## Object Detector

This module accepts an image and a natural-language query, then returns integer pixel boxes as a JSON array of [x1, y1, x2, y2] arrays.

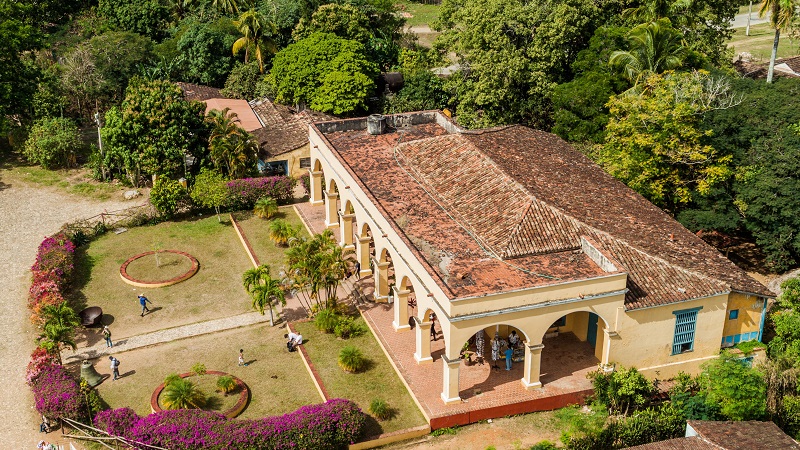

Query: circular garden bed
[[151, 371, 249, 418], [120, 250, 199, 288]]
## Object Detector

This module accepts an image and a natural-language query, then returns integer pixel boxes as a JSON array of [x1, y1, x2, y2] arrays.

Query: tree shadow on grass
[[360, 414, 385, 440], [68, 246, 95, 312]]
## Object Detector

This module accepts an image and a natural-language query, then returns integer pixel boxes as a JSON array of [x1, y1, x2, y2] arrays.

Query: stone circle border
[[150, 370, 250, 418], [120, 250, 199, 288]]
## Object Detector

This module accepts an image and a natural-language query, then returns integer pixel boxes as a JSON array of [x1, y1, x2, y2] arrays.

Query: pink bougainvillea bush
[[26, 347, 59, 385], [28, 234, 76, 323], [226, 176, 296, 209], [31, 364, 84, 420], [94, 398, 366, 449], [299, 172, 310, 197]]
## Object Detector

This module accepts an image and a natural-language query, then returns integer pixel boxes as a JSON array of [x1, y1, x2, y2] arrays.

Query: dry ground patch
[[82, 324, 322, 419], [70, 216, 253, 343]]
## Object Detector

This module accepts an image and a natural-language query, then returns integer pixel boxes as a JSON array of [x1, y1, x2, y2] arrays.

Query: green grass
[[396, 0, 442, 28], [87, 324, 322, 418], [233, 207, 309, 270], [728, 22, 800, 61], [0, 155, 122, 201], [69, 216, 256, 342], [295, 316, 427, 436]]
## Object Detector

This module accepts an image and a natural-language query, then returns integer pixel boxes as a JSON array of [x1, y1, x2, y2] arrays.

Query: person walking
[[109, 356, 120, 380], [355, 261, 361, 280], [137, 294, 152, 317], [102, 325, 113, 348], [505, 344, 513, 371]]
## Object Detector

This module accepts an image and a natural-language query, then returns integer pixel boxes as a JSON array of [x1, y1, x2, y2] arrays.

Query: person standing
[[429, 312, 438, 341], [137, 294, 152, 317], [505, 345, 513, 371], [238, 349, 246, 366], [109, 356, 120, 380], [102, 325, 113, 348]]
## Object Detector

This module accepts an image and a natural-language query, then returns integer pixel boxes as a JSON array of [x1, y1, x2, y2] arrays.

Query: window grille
[[672, 309, 699, 355]]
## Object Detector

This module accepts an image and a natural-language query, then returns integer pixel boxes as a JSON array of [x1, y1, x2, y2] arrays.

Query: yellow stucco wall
[[264, 143, 310, 178], [613, 294, 728, 379], [722, 292, 763, 338]]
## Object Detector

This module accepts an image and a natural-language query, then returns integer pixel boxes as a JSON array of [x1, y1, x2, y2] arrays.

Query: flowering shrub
[[28, 282, 64, 323], [94, 398, 366, 449], [226, 176, 296, 209], [26, 347, 59, 385], [299, 172, 310, 197], [31, 233, 76, 285], [31, 364, 84, 420]]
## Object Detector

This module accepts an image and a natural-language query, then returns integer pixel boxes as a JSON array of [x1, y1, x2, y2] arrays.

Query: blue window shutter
[[672, 308, 701, 355]]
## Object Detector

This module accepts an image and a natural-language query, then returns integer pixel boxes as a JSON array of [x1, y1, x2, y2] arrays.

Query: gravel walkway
[[0, 173, 132, 449]]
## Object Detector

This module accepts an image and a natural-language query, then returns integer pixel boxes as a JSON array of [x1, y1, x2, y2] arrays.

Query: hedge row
[[94, 398, 366, 449], [28, 233, 75, 324]]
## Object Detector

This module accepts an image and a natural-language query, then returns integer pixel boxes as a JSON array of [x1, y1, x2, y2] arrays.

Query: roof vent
[[367, 114, 387, 135]]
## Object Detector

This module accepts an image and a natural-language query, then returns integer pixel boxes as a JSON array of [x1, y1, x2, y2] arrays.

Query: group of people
[[491, 330, 521, 371]]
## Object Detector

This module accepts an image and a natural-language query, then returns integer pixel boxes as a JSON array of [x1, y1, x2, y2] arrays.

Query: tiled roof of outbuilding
[[625, 437, 720, 450], [686, 420, 800, 450], [314, 115, 773, 307], [176, 82, 223, 101], [250, 99, 334, 157]]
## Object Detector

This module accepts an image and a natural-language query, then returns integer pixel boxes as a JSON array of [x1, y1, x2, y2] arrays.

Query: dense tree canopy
[[0, 0, 40, 133], [100, 78, 208, 185]]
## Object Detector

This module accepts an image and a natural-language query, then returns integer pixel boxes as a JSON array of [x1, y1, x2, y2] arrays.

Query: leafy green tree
[[221, 61, 262, 99], [588, 366, 655, 416], [242, 264, 286, 326], [760, 0, 796, 83], [61, 46, 105, 118], [32, 68, 69, 120], [435, 0, 606, 129], [190, 169, 229, 221], [23, 118, 82, 169], [233, 9, 278, 73], [384, 71, 449, 114], [613, 403, 686, 447], [87, 31, 154, 102], [97, 0, 171, 40], [285, 229, 347, 312], [598, 71, 735, 211], [210, 0, 239, 15], [254, 196, 278, 219], [269, 33, 377, 114], [162, 378, 206, 409], [100, 78, 208, 185], [150, 177, 187, 217], [698, 352, 767, 420], [609, 19, 686, 88], [292, 3, 372, 43], [176, 19, 239, 86], [0, 0, 40, 133], [206, 108, 259, 178]]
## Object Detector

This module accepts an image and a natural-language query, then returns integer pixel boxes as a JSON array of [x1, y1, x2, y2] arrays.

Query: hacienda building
[[302, 110, 773, 418]]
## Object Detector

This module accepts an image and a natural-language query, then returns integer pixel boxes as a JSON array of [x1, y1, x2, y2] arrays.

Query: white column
[[373, 259, 389, 302], [521, 343, 544, 390], [392, 286, 411, 332], [356, 237, 372, 278], [414, 317, 432, 364], [309, 170, 324, 205], [441, 355, 462, 404], [325, 192, 339, 229]]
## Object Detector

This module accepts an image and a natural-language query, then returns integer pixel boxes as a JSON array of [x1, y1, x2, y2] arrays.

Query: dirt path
[[0, 171, 133, 449]]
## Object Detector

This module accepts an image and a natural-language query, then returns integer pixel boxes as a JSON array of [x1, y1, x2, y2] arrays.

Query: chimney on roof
[[367, 114, 387, 135]]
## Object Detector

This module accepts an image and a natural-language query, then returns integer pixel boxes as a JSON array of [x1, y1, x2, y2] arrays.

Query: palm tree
[[243, 264, 286, 326], [232, 9, 278, 73], [609, 19, 686, 87], [761, 0, 796, 83], [253, 196, 278, 219], [207, 108, 258, 178], [37, 302, 80, 364], [210, 0, 238, 15], [269, 219, 300, 246], [162, 378, 206, 409]]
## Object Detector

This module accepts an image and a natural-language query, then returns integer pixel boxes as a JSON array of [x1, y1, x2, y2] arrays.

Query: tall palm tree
[[210, 0, 238, 15], [243, 264, 286, 326], [207, 108, 258, 178], [162, 379, 206, 409], [609, 19, 686, 87], [761, 0, 796, 83], [233, 9, 278, 73]]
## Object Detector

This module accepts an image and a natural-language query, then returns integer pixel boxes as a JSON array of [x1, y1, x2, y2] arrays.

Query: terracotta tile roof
[[686, 420, 800, 450], [176, 82, 223, 101], [626, 436, 721, 450], [250, 98, 334, 157], [314, 113, 773, 305], [202, 98, 263, 132]]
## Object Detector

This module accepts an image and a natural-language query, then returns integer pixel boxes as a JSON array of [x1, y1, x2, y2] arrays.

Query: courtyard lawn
[[295, 316, 428, 436], [233, 207, 309, 270], [70, 216, 254, 343], [728, 22, 799, 60], [86, 325, 323, 419]]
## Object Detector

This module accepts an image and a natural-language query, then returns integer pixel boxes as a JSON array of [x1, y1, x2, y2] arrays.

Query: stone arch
[[324, 177, 340, 229], [372, 246, 394, 302], [312, 159, 323, 172], [392, 275, 416, 333], [339, 198, 357, 248]]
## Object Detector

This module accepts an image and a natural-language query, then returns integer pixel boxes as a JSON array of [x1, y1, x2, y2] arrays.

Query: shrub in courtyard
[[334, 315, 365, 339], [191, 363, 207, 376], [338, 346, 366, 373], [162, 378, 206, 410], [531, 441, 558, 450], [94, 398, 366, 449], [31, 364, 84, 420], [253, 196, 278, 219], [268, 219, 300, 246], [26, 347, 59, 385], [22, 117, 82, 169], [315, 308, 340, 333], [150, 177, 187, 217], [588, 366, 654, 415], [216, 375, 236, 395], [369, 398, 391, 420], [226, 176, 296, 209], [31, 233, 76, 287], [299, 172, 310, 197], [164, 373, 181, 387]]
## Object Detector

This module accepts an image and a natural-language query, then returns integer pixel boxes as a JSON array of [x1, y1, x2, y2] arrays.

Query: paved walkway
[[62, 311, 272, 362], [0, 170, 133, 449]]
